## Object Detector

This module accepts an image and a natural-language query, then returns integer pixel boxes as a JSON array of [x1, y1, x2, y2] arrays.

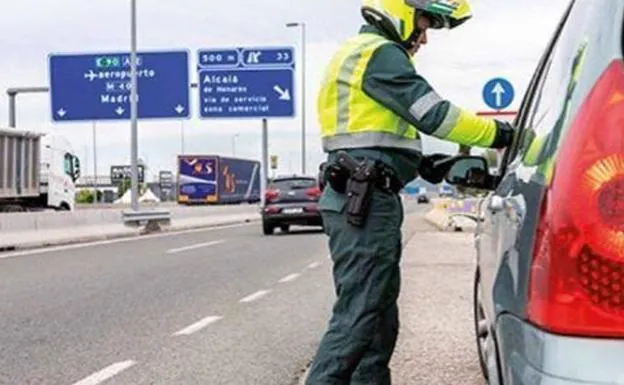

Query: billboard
[[178, 156, 218, 201], [110, 165, 145, 185], [159, 170, 174, 189]]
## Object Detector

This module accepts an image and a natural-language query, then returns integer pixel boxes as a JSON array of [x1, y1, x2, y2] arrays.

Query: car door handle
[[488, 196, 505, 213]]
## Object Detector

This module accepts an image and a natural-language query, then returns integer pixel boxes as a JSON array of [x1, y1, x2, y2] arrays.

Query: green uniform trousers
[[305, 183, 404, 385]]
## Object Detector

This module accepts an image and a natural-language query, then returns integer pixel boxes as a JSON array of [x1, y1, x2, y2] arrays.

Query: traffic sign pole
[[261, 118, 269, 207], [92, 121, 98, 204], [6, 87, 49, 128], [180, 121, 185, 155], [130, 0, 139, 212]]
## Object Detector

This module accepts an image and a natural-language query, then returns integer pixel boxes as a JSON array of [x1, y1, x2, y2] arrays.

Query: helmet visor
[[405, 0, 455, 29], [407, 0, 473, 29], [404, 0, 430, 8], [405, 0, 458, 14]]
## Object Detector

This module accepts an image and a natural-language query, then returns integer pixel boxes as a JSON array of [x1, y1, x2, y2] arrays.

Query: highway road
[[0, 200, 484, 385]]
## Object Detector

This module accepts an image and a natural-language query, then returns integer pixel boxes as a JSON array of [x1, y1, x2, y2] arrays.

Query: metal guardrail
[[122, 209, 171, 231]]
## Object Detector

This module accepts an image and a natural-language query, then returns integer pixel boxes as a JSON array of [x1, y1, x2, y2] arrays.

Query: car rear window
[[271, 178, 317, 190]]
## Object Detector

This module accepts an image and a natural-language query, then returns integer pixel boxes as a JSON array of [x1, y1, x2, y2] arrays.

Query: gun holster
[[324, 151, 379, 228]]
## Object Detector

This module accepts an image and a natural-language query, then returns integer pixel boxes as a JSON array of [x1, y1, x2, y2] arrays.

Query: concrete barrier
[[0, 204, 260, 233], [424, 197, 481, 232], [424, 207, 458, 231], [0, 212, 262, 252], [0, 206, 262, 252]]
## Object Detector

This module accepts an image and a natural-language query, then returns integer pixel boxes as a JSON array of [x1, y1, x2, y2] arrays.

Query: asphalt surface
[[390, 220, 486, 385], [0, 200, 445, 385]]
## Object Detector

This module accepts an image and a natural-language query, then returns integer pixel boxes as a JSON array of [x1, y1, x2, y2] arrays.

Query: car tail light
[[265, 189, 279, 203], [305, 187, 322, 199], [528, 60, 624, 337]]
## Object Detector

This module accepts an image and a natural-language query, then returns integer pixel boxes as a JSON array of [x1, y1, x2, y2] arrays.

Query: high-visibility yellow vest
[[317, 33, 422, 155]]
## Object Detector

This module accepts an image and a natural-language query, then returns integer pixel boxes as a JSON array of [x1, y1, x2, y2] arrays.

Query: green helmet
[[362, 0, 473, 47]]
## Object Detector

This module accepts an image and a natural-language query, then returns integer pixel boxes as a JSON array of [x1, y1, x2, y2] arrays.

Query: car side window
[[271, 178, 317, 190], [498, 1, 575, 168], [63, 153, 74, 177], [516, 2, 600, 169]]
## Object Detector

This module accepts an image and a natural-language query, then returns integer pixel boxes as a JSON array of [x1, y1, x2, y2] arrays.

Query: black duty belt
[[371, 162, 403, 194], [322, 151, 404, 228], [323, 153, 403, 195]]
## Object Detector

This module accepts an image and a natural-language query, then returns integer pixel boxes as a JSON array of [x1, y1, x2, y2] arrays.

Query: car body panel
[[468, 0, 624, 383], [262, 176, 323, 231], [497, 314, 624, 384], [263, 202, 322, 225]]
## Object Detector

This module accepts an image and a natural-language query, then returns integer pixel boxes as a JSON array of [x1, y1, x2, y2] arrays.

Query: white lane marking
[[172, 315, 222, 336], [307, 262, 321, 269], [166, 240, 225, 254], [0, 222, 252, 259], [278, 273, 301, 283], [239, 289, 271, 303], [72, 360, 136, 385]]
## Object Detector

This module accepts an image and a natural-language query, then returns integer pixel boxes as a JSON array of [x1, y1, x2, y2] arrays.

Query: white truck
[[0, 128, 80, 212]]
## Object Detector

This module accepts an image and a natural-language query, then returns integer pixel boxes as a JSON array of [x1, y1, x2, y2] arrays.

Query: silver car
[[443, 0, 624, 383]]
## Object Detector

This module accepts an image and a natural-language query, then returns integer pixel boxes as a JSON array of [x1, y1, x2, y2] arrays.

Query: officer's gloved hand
[[492, 120, 516, 149], [418, 153, 455, 184]]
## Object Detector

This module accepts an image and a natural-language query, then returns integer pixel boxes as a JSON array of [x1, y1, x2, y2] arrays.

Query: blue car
[[443, 1, 624, 383]]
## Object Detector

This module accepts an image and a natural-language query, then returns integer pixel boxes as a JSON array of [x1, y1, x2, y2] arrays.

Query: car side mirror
[[443, 156, 496, 190]]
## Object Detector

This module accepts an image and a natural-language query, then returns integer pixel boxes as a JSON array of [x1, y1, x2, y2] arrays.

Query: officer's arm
[[362, 44, 510, 148]]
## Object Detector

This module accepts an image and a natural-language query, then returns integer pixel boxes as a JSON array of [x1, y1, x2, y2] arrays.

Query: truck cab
[[40, 134, 80, 211]]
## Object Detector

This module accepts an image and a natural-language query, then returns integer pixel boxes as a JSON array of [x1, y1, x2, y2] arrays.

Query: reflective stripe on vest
[[318, 33, 422, 154]]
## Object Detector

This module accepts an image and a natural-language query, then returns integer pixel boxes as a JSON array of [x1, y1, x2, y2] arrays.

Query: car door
[[476, 1, 575, 320], [485, 0, 607, 323]]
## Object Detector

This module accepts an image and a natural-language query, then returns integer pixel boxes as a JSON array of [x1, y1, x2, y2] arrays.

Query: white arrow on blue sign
[[482, 77, 515, 110]]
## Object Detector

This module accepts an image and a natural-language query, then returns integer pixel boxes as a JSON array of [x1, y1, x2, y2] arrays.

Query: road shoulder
[[389, 225, 486, 384]]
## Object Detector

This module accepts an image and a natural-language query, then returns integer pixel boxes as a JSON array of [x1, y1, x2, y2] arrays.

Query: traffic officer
[[306, 1, 515, 384]]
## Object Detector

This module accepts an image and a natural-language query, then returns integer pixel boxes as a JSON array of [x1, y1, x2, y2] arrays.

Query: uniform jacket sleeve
[[361, 43, 509, 148]]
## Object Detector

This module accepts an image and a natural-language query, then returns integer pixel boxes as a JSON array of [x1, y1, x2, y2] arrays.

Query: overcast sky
[[0, 0, 571, 180]]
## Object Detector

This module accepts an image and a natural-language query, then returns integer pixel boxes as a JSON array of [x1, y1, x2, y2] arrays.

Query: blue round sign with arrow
[[482, 77, 515, 110]]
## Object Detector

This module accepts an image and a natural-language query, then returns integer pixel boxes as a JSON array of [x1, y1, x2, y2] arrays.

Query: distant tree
[[75, 189, 102, 203], [75, 190, 93, 204]]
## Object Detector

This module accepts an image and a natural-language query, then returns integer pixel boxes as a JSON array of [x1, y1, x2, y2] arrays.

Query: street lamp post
[[286, 21, 307, 176], [179, 83, 198, 156]]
